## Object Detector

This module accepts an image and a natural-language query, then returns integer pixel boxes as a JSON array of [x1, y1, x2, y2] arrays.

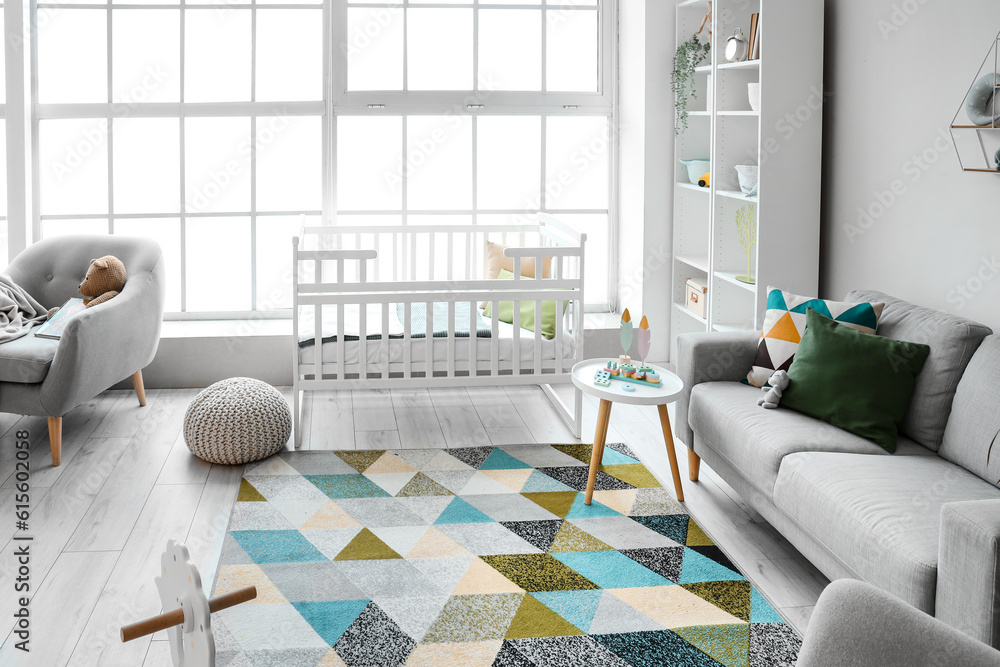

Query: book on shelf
[[752, 13, 761, 60], [748, 13, 760, 61], [33, 298, 86, 340]]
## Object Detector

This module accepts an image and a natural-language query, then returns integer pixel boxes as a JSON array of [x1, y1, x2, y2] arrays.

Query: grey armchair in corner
[[797, 579, 1000, 666], [2, 235, 164, 466]]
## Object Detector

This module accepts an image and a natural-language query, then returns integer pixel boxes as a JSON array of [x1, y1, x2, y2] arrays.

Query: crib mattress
[[298, 317, 577, 366]]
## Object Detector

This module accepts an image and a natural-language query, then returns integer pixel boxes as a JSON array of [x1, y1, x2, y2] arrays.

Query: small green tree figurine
[[735, 204, 757, 285]]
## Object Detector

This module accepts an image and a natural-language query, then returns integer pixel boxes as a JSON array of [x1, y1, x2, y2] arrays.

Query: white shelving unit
[[669, 0, 824, 360]]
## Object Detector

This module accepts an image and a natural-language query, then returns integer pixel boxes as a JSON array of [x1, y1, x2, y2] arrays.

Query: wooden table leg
[[584, 399, 613, 505], [689, 450, 701, 482], [656, 404, 685, 502]]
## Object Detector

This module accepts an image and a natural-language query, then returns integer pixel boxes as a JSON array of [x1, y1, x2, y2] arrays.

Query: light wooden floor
[[0, 383, 829, 666]]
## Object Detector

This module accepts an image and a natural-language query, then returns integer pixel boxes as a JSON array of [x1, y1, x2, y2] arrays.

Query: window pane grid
[[35, 2, 324, 313], [345, 1, 600, 94]]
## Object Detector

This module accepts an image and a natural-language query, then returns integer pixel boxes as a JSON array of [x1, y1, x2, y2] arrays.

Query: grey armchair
[[796, 579, 1000, 666], [2, 235, 164, 465]]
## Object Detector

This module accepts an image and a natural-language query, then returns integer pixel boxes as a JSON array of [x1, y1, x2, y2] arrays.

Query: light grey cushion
[[688, 382, 889, 498], [939, 335, 1000, 486], [797, 579, 1000, 667], [846, 290, 992, 452], [773, 452, 1000, 614], [0, 329, 59, 383]]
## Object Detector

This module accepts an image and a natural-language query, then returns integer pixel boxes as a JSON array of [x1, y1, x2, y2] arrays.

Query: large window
[[22, 0, 615, 315], [34, 2, 324, 314], [334, 0, 616, 308]]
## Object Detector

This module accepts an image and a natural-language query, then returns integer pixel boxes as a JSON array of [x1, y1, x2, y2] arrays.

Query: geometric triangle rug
[[210, 444, 801, 666]]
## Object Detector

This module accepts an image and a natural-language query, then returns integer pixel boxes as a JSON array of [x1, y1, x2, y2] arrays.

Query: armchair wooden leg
[[48, 417, 62, 467], [131, 370, 147, 407], [689, 450, 701, 482]]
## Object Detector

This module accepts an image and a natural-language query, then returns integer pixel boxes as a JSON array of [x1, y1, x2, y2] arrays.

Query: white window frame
[[3, 0, 618, 316], [330, 0, 620, 312]]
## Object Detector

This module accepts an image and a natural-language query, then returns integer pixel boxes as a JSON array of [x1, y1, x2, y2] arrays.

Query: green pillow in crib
[[483, 269, 567, 339]]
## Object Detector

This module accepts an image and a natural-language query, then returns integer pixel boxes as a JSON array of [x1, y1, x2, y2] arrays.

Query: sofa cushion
[[939, 335, 1000, 486], [782, 307, 930, 453], [773, 452, 1000, 614], [0, 328, 58, 383], [689, 381, 888, 498], [846, 290, 992, 452], [747, 287, 884, 387]]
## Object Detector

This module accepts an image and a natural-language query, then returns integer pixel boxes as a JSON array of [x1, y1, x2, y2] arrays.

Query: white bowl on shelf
[[680, 159, 711, 185], [735, 165, 759, 195]]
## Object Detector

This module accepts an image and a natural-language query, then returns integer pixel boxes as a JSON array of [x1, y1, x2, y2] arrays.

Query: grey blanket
[[0, 274, 51, 344]]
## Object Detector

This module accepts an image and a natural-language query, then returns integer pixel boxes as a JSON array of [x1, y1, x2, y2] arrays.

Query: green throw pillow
[[781, 307, 930, 453], [483, 269, 565, 339]]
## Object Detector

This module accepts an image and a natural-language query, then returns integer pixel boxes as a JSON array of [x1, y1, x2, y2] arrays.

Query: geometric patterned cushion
[[746, 287, 884, 387]]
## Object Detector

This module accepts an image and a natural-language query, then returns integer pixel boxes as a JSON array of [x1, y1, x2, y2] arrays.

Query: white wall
[[821, 1, 1000, 331], [619, 0, 675, 361]]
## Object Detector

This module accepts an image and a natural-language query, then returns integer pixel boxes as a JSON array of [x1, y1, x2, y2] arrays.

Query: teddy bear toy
[[757, 370, 790, 409], [79, 255, 126, 307]]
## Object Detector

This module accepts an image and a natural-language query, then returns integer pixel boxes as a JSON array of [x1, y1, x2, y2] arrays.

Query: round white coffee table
[[571, 359, 686, 504]]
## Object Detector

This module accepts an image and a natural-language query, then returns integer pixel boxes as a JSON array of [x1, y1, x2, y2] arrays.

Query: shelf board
[[687, 110, 711, 116], [676, 181, 709, 193], [713, 322, 754, 333], [695, 64, 712, 73], [718, 60, 760, 70], [951, 125, 1000, 129], [717, 189, 758, 203], [673, 302, 708, 327], [714, 271, 757, 293], [676, 255, 709, 272], [717, 110, 759, 117]]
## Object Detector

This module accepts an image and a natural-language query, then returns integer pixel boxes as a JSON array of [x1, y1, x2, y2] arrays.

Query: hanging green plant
[[672, 35, 712, 136]]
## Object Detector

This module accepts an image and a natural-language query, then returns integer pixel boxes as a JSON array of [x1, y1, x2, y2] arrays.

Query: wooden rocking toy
[[120, 539, 257, 667]]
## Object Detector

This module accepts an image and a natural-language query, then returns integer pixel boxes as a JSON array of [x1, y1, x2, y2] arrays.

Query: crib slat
[[446, 232, 453, 282], [429, 232, 435, 281], [314, 303, 323, 382], [382, 302, 390, 379], [512, 290, 520, 377], [447, 301, 455, 377], [411, 235, 418, 281], [490, 300, 499, 377], [554, 299, 564, 375], [404, 302, 412, 379], [426, 301, 434, 379], [534, 299, 543, 376], [467, 231, 474, 281], [337, 302, 345, 380], [468, 300, 476, 378]]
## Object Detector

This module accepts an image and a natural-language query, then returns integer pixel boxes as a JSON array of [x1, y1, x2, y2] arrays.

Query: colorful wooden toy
[[620, 363, 636, 377], [594, 370, 612, 387], [620, 309, 634, 358], [606, 361, 620, 376], [633, 368, 646, 380]]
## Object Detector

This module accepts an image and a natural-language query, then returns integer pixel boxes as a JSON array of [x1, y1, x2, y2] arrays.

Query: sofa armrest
[[797, 579, 1000, 666], [38, 267, 164, 416], [675, 331, 759, 446], [937, 499, 1000, 649]]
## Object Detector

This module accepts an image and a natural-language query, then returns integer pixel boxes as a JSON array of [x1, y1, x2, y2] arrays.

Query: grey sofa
[[676, 290, 1000, 649], [2, 235, 165, 465], [797, 579, 1000, 667]]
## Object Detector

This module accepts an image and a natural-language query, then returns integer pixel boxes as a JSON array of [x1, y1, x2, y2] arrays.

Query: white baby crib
[[291, 213, 587, 447]]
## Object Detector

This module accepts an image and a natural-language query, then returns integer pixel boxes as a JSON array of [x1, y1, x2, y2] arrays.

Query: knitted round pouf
[[184, 377, 292, 465]]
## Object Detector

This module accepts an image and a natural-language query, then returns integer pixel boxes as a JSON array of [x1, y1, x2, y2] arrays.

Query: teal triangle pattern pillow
[[746, 287, 885, 387]]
